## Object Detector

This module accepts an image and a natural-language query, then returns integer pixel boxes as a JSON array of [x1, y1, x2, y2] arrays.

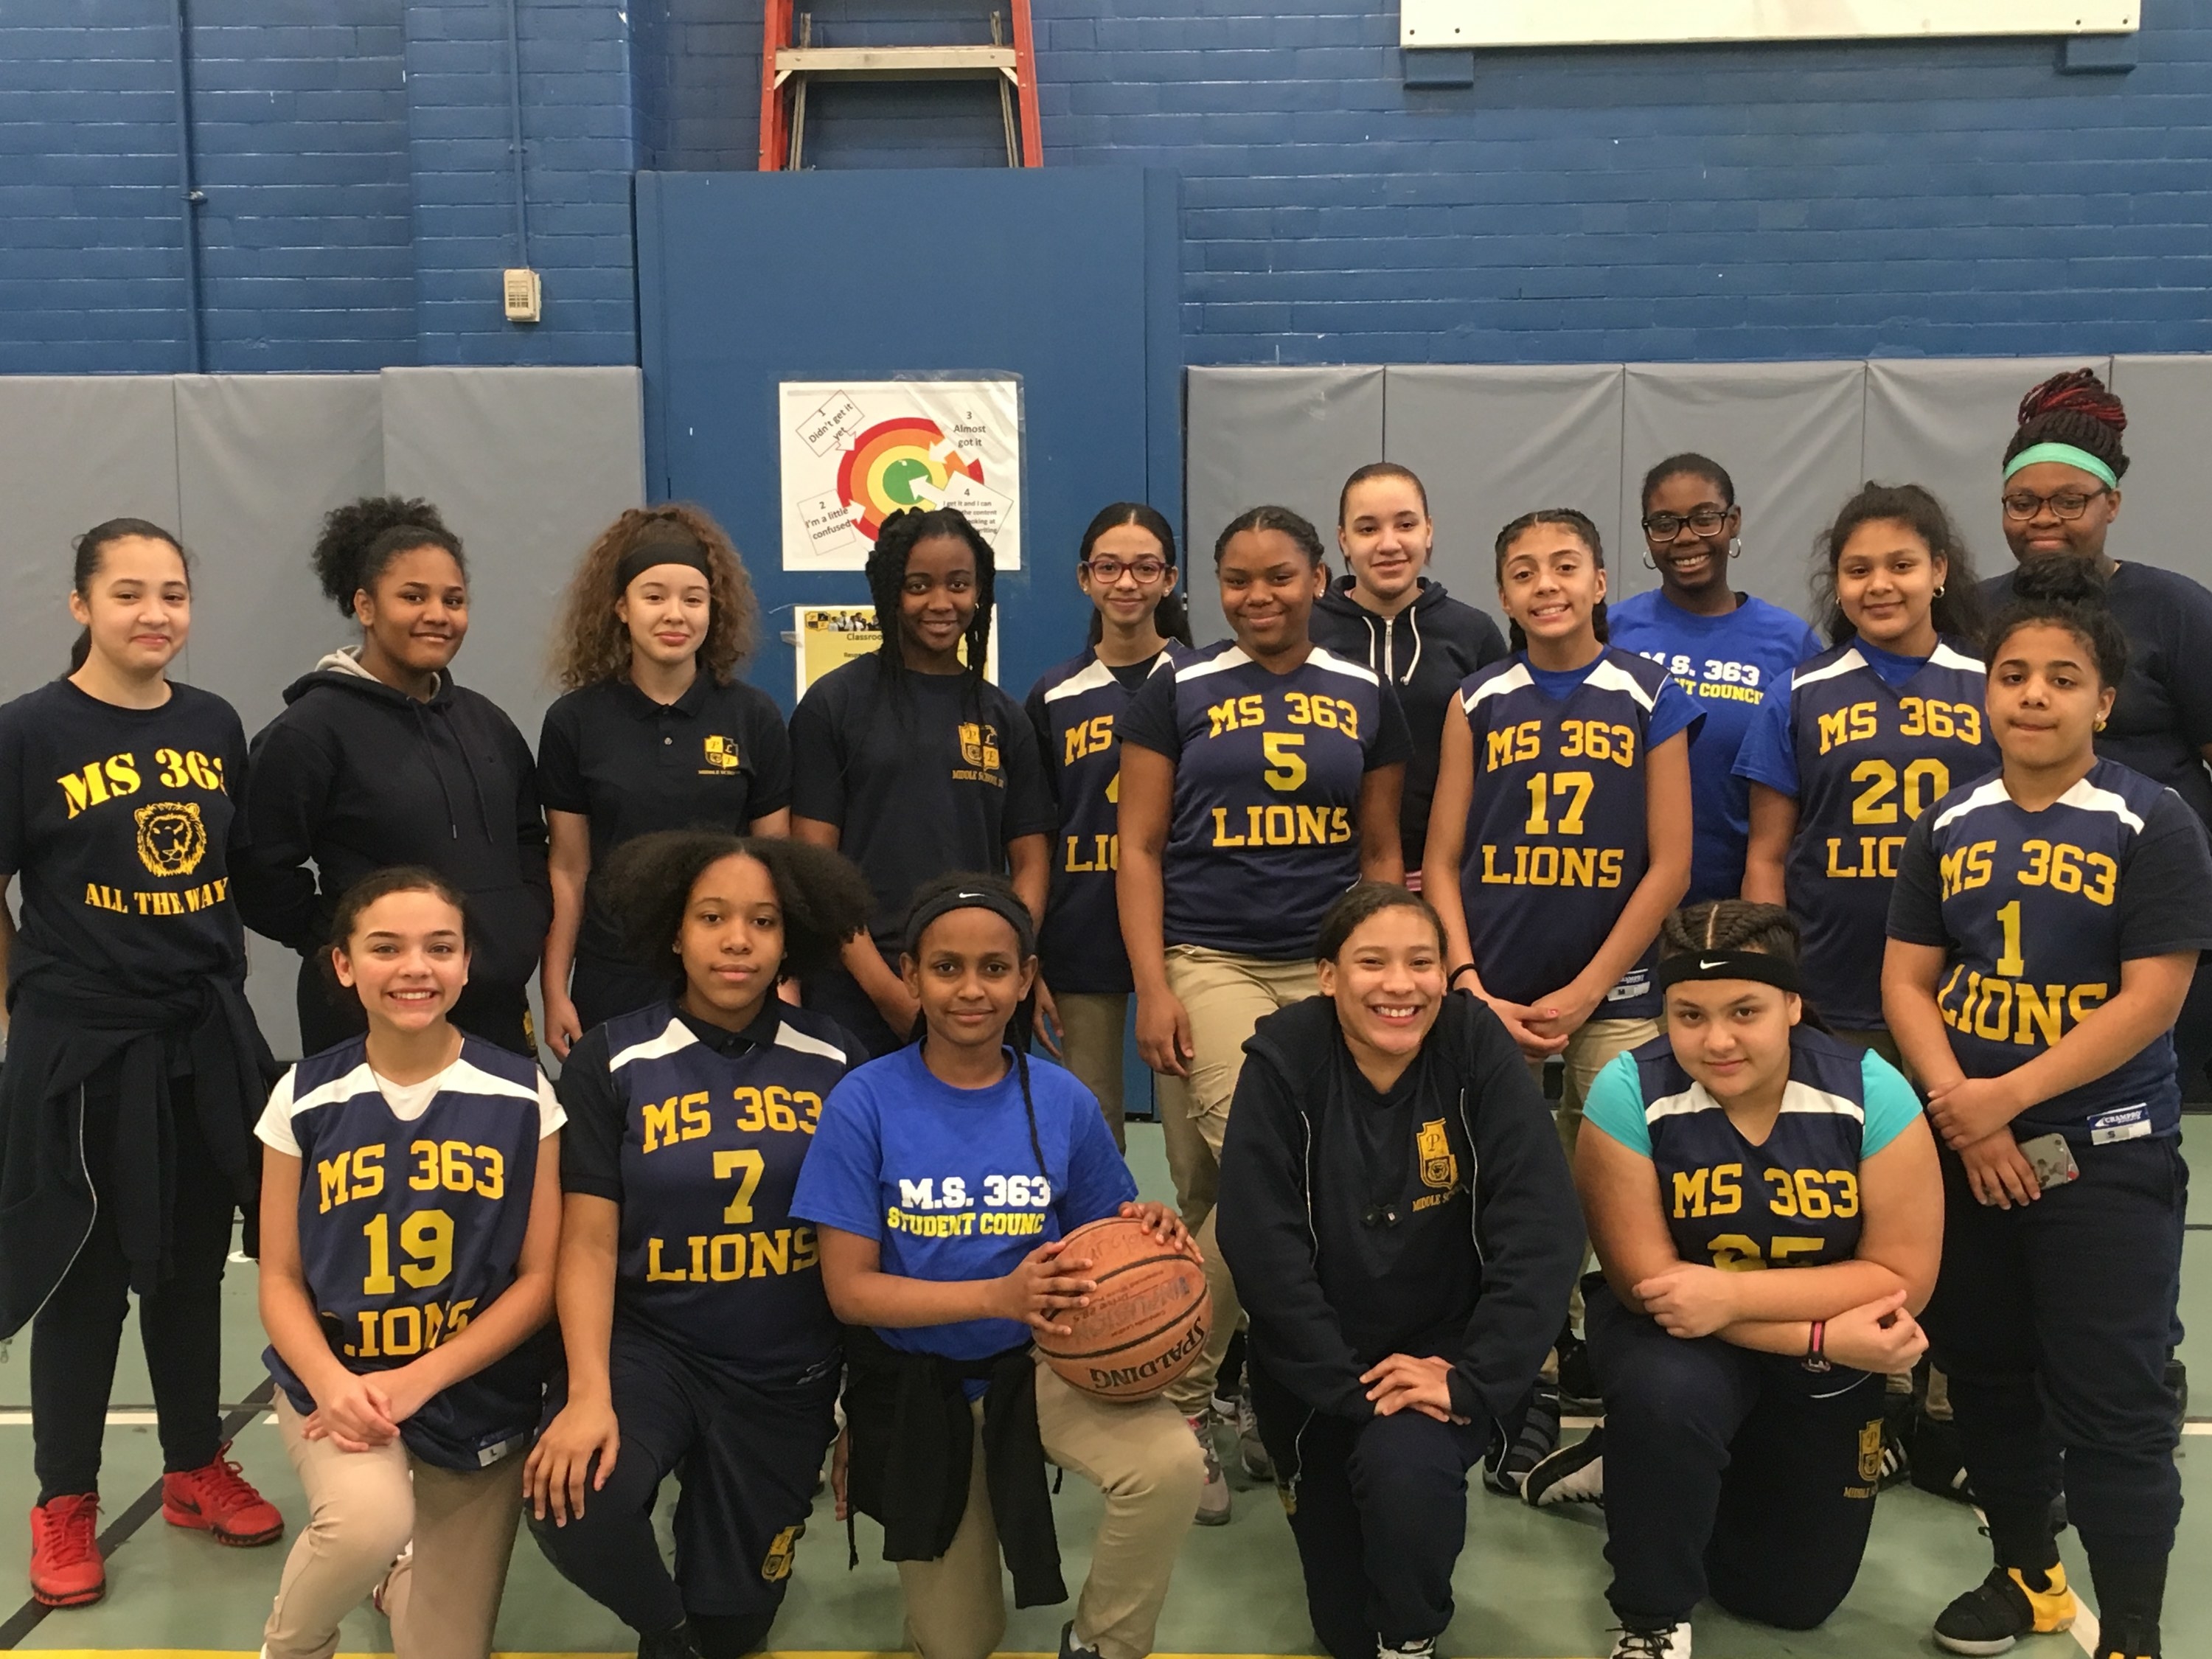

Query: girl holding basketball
[[1885, 559, 2212, 1659], [1024, 503, 1192, 1147], [1216, 883, 1582, 1659], [1736, 483, 1992, 1060], [793, 874, 1203, 1659], [524, 831, 871, 1659]]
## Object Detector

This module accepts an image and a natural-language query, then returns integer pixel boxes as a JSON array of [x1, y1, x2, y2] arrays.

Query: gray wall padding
[[1383, 364, 1624, 604], [1183, 366, 1383, 642], [1618, 361, 1866, 612], [2107, 356, 2212, 578]]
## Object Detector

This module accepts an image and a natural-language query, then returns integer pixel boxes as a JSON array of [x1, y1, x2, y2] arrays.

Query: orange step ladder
[[758, 2, 1043, 170]]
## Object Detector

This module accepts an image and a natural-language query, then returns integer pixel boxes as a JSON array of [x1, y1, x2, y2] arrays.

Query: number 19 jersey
[[256, 1037, 563, 1470]]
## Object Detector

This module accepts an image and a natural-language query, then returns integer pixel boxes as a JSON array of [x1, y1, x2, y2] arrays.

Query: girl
[[1980, 367, 2212, 1095], [1736, 483, 1994, 1059], [257, 868, 564, 1659], [1311, 464, 1509, 883], [237, 496, 552, 1057], [1216, 883, 1581, 1659], [1024, 503, 1192, 1148], [790, 507, 1054, 1059], [1885, 557, 2212, 1659], [524, 831, 872, 1659], [1607, 453, 1820, 902], [793, 874, 1204, 1659], [0, 519, 284, 1609], [1529, 901, 1939, 1659], [1118, 504, 1411, 1520], [538, 506, 790, 1054]]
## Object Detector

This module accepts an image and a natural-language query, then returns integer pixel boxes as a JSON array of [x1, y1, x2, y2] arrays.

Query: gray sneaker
[[1234, 1386, 1273, 1481], [1188, 1413, 1231, 1525]]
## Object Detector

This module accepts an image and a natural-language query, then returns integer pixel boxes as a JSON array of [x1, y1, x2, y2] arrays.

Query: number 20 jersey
[[263, 1036, 556, 1470], [1774, 639, 1994, 1029]]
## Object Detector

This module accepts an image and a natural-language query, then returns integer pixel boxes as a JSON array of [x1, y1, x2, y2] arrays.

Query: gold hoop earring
[[2096, 718, 2109, 732]]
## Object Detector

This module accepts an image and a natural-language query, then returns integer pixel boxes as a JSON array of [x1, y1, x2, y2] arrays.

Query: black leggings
[[31, 1065, 235, 1501]]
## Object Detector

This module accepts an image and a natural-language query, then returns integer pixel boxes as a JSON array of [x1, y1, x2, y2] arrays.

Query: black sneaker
[[1608, 1621, 1690, 1658], [1910, 1411, 1978, 1505], [638, 1620, 706, 1659], [1060, 1621, 1102, 1659], [2096, 1613, 2160, 1659], [1484, 1382, 1562, 1496], [1931, 1563, 2078, 1655], [1523, 1425, 1604, 1509], [1554, 1332, 1602, 1413]]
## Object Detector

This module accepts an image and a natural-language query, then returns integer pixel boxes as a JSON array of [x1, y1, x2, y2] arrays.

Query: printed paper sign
[[792, 604, 1000, 699]]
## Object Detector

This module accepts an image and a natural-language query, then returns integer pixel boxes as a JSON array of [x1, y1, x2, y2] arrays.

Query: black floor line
[[0, 1376, 276, 1650]]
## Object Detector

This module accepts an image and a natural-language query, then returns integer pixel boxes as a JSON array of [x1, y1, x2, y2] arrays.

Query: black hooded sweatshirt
[[1217, 992, 1582, 1439], [236, 652, 551, 1055], [1309, 577, 1507, 870]]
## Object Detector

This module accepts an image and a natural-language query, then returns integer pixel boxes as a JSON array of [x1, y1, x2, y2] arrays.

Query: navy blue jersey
[[556, 1001, 853, 1382], [1585, 1029, 1923, 1271], [1733, 638, 1997, 1031], [256, 1037, 563, 1470], [1888, 758, 2212, 1141], [1450, 649, 1700, 1018], [1025, 644, 1191, 993], [1118, 642, 1413, 959]]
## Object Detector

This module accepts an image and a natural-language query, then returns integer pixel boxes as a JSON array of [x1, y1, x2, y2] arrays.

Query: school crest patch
[[1857, 1417, 1884, 1485], [134, 800, 206, 877], [1417, 1117, 1458, 1191], [701, 734, 741, 772], [760, 1521, 804, 1582], [958, 722, 1001, 772]]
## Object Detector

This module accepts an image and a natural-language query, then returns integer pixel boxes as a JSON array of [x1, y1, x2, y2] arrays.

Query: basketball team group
[[0, 365, 2199, 1659]]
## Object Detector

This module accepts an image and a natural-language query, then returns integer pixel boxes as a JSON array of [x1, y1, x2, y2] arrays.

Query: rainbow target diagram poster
[[779, 378, 1023, 571]]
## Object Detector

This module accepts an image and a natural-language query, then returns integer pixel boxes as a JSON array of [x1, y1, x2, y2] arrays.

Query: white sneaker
[[1610, 1621, 1690, 1658], [1523, 1425, 1604, 1508], [1188, 1413, 1230, 1526], [1377, 1641, 1436, 1659]]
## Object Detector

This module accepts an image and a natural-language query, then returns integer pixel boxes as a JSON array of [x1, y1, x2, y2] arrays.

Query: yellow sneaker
[[1932, 1562, 2078, 1655]]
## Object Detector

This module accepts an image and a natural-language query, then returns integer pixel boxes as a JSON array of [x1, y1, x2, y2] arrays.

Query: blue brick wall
[[644, 1, 2212, 363]]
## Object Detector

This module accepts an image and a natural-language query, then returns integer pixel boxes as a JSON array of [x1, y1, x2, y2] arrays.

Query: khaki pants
[[265, 1394, 523, 1659], [1057, 991, 1129, 1151], [899, 1362, 1203, 1659], [1533, 1016, 1660, 1332], [1155, 946, 1319, 1416]]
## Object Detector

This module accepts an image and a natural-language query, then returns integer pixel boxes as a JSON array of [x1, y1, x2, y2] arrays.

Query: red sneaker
[[28, 1493, 104, 1607], [161, 1447, 283, 1546]]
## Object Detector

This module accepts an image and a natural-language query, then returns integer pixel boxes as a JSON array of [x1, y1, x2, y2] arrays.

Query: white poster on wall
[[779, 378, 1023, 571]]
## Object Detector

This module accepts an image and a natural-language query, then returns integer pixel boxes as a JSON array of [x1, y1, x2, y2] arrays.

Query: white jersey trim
[[1461, 661, 1533, 714], [1643, 1077, 1863, 1127], [1306, 645, 1380, 688], [775, 1023, 849, 1063], [1930, 641, 1984, 673], [1177, 647, 1252, 684], [2056, 775, 2146, 832], [1584, 656, 1658, 712], [609, 1017, 700, 1073], [1930, 778, 2013, 834], [1040, 658, 1118, 703], [1793, 648, 1868, 692]]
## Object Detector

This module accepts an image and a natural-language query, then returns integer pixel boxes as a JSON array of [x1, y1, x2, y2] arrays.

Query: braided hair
[[1213, 504, 1327, 568], [1492, 507, 1610, 653], [865, 507, 996, 695], [1658, 900, 1831, 1031], [900, 872, 1048, 1177], [2004, 368, 2129, 481]]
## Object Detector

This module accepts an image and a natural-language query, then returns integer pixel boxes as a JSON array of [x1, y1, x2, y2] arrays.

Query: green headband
[[2004, 442, 2118, 492]]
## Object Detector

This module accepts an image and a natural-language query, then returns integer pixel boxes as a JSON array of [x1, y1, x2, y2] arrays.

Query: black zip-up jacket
[[235, 655, 551, 1046], [1217, 992, 1582, 1436], [1309, 577, 1508, 869]]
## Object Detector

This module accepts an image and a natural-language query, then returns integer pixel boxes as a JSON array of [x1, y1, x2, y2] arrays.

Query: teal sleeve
[[1859, 1051, 1924, 1157], [1579, 1050, 1651, 1157]]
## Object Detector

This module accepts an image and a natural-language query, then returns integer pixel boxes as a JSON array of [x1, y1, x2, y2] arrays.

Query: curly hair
[[2005, 367, 2129, 481], [866, 507, 997, 694], [312, 496, 462, 620], [1811, 481, 1984, 648], [595, 830, 874, 985], [549, 504, 759, 689]]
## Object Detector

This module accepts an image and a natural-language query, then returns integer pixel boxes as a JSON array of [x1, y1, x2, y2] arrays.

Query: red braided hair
[[2003, 366, 2129, 480]]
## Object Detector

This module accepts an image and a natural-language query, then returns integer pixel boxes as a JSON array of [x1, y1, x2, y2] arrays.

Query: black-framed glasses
[[2001, 488, 2109, 522], [1084, 557, 1169, 582], [1641, 507, 1731, 540]]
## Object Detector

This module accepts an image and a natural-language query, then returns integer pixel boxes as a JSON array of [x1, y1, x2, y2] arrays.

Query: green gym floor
[[2, 1120, 2206, 1659]]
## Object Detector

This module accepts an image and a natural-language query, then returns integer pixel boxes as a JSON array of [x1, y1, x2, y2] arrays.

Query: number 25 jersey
[[1889, 757, 2212, 1140], [255, 1036, 563, 1470]]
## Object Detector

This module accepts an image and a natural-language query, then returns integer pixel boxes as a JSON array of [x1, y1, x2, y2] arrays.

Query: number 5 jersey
[[256, 1035, 564, 1469]]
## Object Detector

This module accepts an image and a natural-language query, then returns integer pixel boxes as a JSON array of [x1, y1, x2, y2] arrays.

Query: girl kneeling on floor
[[1527, 900, 1941, 1659], [793, 873, 1205, 1659], [257, 869, 564, 1659]]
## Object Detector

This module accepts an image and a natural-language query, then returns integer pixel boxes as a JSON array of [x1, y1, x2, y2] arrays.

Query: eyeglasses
[[2001, 488, 2109, 522], [1641, 507, 1731, 541], [1083, 557, 1169, 583]]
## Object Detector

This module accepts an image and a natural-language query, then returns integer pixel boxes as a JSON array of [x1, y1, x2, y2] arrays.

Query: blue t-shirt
[[1449, 647, 1701, 1018], [1734, 637, 1997, 1029], [1117, 641, 1413, 959], [1887, 758, 2212, 1141], [1584, 1028, 1920, 1271], [790, 1043, 1137, 1367], [1609, 590, 1821, 904]]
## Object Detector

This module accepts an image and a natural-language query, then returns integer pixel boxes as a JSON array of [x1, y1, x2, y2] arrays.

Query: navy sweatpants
[[1248, 1360, 1487, 1659], [1588, 1281, 1884, 1630]]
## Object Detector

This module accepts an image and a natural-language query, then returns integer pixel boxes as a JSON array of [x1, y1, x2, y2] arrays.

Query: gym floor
[[1, 1120, 2204, 1659]]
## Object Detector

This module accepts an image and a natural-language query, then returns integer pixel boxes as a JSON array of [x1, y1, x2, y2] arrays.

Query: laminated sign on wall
[[793, 603, 1000, 699], [779, 378, 1023, 571]]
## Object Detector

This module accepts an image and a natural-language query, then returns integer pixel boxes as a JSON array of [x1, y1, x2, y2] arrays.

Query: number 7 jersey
[[256, 1035, 563, 1470]]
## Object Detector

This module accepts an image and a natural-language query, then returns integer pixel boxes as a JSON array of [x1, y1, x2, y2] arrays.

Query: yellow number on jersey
[[1260, 731, 1307, 791], [715, 1150, 766, 1224], [1523, 771, 1593, 835]]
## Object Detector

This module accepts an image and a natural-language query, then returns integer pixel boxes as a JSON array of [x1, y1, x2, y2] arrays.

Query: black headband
[[903, 884, 1037, 960], [1655, 950, 1802, 995], [616, 523, 712, 591]]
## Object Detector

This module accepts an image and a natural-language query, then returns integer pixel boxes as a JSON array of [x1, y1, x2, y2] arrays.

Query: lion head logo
[[135, 801, 206, 878]]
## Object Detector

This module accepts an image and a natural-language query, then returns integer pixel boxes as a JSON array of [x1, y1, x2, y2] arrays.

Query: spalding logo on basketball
[[1033, 1214, 1211, 1402]]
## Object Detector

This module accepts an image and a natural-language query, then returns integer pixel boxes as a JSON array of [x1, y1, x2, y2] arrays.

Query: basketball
[[1033, 1214, 1211, 1402]]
